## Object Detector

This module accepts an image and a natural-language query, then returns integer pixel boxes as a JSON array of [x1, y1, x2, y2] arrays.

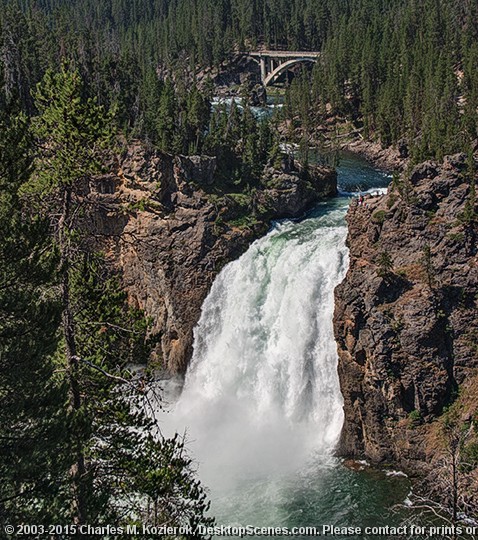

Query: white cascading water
[[163, 203, 350, 492]]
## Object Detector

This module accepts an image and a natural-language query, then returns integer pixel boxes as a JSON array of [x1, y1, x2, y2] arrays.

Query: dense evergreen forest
[[1, 0, 478, 159], [1, 0, 477, 533]]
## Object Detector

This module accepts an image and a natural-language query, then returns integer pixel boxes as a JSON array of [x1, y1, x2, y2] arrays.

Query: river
[[160, 153, 413, 539]]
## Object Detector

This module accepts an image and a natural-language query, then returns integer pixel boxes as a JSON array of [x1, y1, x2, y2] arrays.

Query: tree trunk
[[59, 185, 87, 525], [452, 452, 458, 531]]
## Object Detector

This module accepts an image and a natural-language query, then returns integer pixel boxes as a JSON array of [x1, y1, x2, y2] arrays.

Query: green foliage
[[441, 397, 477, 473], [1, 0, 477, 160], [386, 193, 397, 209], [461, 441, 478, 472], [376, 251, 393, 277], [25, 65, 113, 197], [67, 254, 212, 530], [280, 0, 477, 161], [371, 210, 387, 224], [204, 102, 275, 188], [0, 68, 213, 533], [392, 171, 416, 206], [421, 245, 435, 288], [72, 256, 152, 367], [142, 77, 211, 154], [408, 409, 422, 426], [390, 316, 404, 334], [0, 106, 67, 523], [1, 0, 478, 528], [461, 150, 477, 224]]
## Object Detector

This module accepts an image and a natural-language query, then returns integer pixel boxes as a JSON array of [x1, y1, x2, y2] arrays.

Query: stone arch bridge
[[246, 50, 321, 86]]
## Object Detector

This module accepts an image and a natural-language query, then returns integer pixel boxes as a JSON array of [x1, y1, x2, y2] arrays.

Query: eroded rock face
[[91, 142, 336, 373], [334, 153, 478, 467], [260, 163, 337, 217], [196, 55, 263, 101]]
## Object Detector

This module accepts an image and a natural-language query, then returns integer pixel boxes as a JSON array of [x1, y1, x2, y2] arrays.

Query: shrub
[[372, 210, 387, 224], [408, 410, 421, 426]]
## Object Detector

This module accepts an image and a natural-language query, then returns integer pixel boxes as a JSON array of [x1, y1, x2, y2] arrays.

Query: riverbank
[[279, 115, 410, 173], [338, 135, 408, 172]]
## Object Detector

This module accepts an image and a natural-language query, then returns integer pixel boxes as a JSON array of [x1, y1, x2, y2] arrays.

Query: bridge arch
[[243, 51, 320, 86], [263, 57, 316, 87]]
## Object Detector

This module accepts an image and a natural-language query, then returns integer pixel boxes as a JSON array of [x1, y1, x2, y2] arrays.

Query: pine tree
[[21, 65, 213, 532], [0, 106, 67, 524], [157, 79, 177, 153], [25, 64, 114, 525]]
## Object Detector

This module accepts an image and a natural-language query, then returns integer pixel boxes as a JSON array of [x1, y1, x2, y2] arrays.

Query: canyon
[[90, 139, 478, 514], [89, 141, 336, 373]]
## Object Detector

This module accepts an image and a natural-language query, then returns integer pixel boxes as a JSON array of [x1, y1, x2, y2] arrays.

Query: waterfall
[[164, 202, 350, 491]]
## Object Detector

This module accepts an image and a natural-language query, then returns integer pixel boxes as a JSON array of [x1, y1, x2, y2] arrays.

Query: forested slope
[[1, 0, 477, 158]]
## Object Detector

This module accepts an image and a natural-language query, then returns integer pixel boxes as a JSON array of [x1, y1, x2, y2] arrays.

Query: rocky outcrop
[[156, 54, 265, 105], [249, 84, 267, 106], [260, 161, 337, 217], [334, 152, 478, 469], [90, 142, 336, 373], [204, 55, 260, 88], [195, 55, 264, 102], [340, 137, 409, 172]]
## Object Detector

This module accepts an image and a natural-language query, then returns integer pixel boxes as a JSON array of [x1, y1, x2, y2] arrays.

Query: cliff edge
[[90, 142, 336, 374], [334, 152, 478, 503]]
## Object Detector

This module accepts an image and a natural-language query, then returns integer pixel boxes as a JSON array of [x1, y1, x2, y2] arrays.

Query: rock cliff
[[91, 142, 336, 373], [334, 153, 478, 474]]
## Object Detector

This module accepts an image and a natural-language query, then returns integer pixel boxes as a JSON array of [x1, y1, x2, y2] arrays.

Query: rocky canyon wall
[[89, 142, 337, 373], [334, 153, 478, 473]]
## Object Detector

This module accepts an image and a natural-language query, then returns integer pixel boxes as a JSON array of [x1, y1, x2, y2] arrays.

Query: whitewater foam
[[161, 205, 349, 490]]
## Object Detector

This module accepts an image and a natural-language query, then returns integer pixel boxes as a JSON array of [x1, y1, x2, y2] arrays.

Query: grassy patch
[[372, 210, 387, 224]]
